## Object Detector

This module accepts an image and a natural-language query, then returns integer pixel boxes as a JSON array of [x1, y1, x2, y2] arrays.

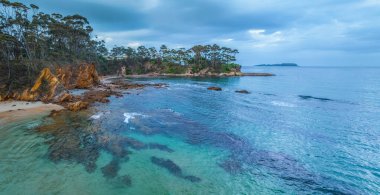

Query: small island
[[255, 63, 299, 67]]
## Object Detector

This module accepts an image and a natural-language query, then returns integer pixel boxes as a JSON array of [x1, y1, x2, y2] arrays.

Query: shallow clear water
[[1, 66, 380, 194]]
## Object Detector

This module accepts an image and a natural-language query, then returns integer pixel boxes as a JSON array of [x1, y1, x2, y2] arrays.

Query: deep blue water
[[1, 66, 380, 194]]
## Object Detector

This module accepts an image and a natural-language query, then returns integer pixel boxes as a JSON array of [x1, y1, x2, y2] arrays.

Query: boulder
[[235, 90, 250, 94], [67, 101, 89, 112], [207, 86, 222, 91], [58, 93, 74, 102]]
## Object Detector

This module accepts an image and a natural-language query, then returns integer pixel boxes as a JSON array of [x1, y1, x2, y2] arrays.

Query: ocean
[[1, 66, 380, 194]]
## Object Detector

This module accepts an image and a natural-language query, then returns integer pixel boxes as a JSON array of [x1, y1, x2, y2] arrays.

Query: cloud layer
[[23, 0, 380, 66]]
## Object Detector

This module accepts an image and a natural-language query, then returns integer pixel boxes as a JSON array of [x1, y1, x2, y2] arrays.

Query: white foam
[[271, 101, 296, 108], [123, 112, 146, 124], [90, 113, 103, 120], [161, 108, 182, 116]]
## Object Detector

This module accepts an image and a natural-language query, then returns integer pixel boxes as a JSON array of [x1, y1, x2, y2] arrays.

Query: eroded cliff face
[[56, 64, 100, 89], [10, 68, 65, 102], [0, 63, 100, 102]]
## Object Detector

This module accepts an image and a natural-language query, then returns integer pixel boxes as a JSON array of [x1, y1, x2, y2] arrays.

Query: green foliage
[[107, 43, 240, 75], [0, 0, 107, 93], [0, 0, 243, 95], [221, 63, 241, 73]]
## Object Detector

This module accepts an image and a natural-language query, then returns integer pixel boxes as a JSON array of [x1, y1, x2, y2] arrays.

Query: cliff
[[0, 63, 100, 102]]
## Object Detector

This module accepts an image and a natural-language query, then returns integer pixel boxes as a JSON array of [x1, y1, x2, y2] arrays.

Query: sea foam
[[123, 112, 146, 124], [90, 113, 103, 120], [271, 101, 296, 108]]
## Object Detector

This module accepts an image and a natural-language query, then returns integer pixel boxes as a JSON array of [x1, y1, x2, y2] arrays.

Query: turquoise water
[[1, 66, 380, 194]]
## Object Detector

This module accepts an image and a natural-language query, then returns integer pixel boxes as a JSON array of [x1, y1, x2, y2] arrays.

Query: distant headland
[[255, 63, 299, 67]]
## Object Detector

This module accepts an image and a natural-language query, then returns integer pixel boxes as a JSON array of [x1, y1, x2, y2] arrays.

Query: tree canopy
[[0, 0, 241, 95]]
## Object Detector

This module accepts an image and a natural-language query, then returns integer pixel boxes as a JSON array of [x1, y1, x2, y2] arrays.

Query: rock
[[148, 143, 174, 153], [67, 101, 89, 111], [183, 175, 201, 182], [235, 90, 250, 94], [151, 156, 182, 177], [118, 66, 127, 77], [119, 175, 132, 186], [242, 73, 275, 76], [75, 64, 100, 88], [56, 63, 100, 89], [151, 156, 201, 183], [101, 158, 120, 179], [82, 90, 118, 104], [16, 68, 65, 101], [207, 86, 222, 91], [58, 93, 73, 102]]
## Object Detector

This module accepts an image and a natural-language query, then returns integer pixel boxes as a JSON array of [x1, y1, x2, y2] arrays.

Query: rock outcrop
[[0, 63, 100, 102], [207, 86, 222, 91], [56, 63, 99, 89], [16, 68, 66, 102], [75, 64, 100, 88], [67, 101, 89, 112], [235, 90, 250, 94]]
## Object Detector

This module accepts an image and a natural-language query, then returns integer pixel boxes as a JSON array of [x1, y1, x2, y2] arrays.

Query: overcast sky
[[22, 0, 380, 66]]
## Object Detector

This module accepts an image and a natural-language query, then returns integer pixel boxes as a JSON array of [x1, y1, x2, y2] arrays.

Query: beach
[[0, 101, 63, 126]]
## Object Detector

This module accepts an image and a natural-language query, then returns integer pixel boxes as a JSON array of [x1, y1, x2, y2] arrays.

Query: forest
[[0, 0, 240, 95]]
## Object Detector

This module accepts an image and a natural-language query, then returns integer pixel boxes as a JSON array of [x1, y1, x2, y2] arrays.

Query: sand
[[0, 101, 64, 126]]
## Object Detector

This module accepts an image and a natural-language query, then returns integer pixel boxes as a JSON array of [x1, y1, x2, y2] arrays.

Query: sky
[[21, 0, 380, 66]]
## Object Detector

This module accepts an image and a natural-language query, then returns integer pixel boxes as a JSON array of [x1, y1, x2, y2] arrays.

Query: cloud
[[22, 0, 380, 66], [248, 29, 284, 48], [126, 42, 142, 48]]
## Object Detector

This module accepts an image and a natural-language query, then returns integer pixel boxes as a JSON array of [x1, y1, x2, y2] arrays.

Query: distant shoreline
[[120, 72, 275, 78], [254, 63, 299, 67]]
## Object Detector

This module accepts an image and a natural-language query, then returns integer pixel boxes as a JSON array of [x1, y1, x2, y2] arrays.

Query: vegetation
[[104, 44, 240, 75], [0, 0, 240, 95]]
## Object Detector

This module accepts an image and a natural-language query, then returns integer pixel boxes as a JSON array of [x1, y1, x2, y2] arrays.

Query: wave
[[271, 101, 296, 108], [90, 113, 103, 120], [160, 108, 182, 116], [123, 112, 146, 124], [90, 111, 111, 120]]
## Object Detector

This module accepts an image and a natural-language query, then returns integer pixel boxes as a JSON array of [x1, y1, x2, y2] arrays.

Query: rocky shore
[[123, 72, 275, 78], [0, 64, 272, 123], [0, 64, 169, 114]]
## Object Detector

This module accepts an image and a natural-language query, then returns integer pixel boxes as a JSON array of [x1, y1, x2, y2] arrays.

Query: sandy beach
[[0, 101, 64, 126]]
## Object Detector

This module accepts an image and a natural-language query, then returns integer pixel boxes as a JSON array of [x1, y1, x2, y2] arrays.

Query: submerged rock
[[183, 175, 201, 182], [151, 156, 201, 182], [151, 157, 182, 176], [119, 175, 132, 186], [148, 143, 174, 153], [207, 86, 222, 91], [101, 158, 120, 179], [299, 95, 332, 101], [235, 90, 250, 94], [219, 159, 243, 174]]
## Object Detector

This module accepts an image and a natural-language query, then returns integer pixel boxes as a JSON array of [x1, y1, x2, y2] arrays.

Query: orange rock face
[[76, 64, 100, 88], [0, 63, 100, 102], [16, 68, 65, 102], [57, 63, 99, 89]]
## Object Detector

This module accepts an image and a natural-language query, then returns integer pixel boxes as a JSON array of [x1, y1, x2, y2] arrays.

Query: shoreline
[[117, 72, 275, 78], [0, 101, 64, 126]]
